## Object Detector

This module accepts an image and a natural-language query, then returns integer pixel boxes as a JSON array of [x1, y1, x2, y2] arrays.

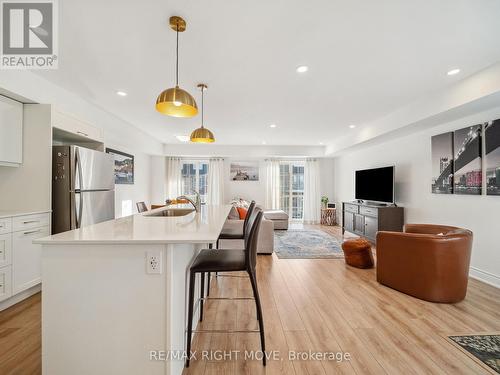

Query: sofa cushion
[[227, 206, 240, 220], [237, 207, 248, 219], [263, 210, 289, 220]]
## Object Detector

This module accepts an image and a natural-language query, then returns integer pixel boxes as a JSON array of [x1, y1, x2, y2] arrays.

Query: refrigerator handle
[[75, 148, 84, 229]]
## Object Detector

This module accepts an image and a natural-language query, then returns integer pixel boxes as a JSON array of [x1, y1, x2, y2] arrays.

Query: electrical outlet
[[146, 250, 162, 274]]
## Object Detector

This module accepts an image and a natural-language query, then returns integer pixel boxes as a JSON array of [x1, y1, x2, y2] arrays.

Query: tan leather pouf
[[341, 238, 374, 269]]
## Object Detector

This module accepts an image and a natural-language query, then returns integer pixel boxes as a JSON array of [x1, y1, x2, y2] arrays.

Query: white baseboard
[[469, 267, 500, 289], [0, 284, 41, 311]]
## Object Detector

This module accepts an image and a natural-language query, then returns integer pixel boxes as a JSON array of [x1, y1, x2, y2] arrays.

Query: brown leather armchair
[[376, 224, 473, 303]]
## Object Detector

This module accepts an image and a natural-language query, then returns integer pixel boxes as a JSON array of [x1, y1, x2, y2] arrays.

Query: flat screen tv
[[355, 166, 394, 203]]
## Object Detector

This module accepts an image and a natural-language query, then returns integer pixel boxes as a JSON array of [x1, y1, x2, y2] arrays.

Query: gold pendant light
[[155, 16, 198, 118], [190, 84, 215, 143]]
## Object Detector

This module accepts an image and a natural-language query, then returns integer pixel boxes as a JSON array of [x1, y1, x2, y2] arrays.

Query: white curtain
[[265, 159, 280, 209], [303, 159, 321, 224], [165, 157, 182, 199], [207, 158, 225, 205]]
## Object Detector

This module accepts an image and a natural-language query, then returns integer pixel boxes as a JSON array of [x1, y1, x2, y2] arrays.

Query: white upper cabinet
[[52, 109, 103, 142], [0, 95, 23, 167]]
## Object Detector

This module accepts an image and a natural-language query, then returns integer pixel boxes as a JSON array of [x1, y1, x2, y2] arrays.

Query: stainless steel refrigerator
[[52, 145, 115, 234]]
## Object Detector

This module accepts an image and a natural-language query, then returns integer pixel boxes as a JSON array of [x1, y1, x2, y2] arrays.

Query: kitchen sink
[[144, 208, 195, 217]]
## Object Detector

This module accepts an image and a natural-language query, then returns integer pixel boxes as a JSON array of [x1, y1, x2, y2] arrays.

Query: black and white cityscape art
[[485, 119, 500, 196], [431, 132, 454, 194], [453, 124, 482, 195]]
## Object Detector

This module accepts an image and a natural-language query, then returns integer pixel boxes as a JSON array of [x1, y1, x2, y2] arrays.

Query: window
[[279, 162, 305, 220], [181, 161, 208, 203]]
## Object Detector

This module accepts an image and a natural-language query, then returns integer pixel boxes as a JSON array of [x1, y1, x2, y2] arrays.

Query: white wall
[[224, 157, 335, 207], [224, 158, 267, 205], [112, 150, 152, 217], [163, 143, 335, 208], [0, 105, 52, 211], [334, 106, 500, 287], [150, 155, 166, 205], [0, 71, 163, 217]]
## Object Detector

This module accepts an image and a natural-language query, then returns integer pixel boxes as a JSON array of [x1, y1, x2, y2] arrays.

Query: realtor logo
[[1, 0, 58, 69]]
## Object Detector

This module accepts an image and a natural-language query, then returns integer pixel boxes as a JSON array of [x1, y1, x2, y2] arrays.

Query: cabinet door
[[0, 266, 12, 302], [12, 226, 49, 294], [364, 216, 378, 240], [344, 211, 354, 233], [0, 233, 12, 268], [0, 95, 23, 166], [354, 214, 365, 235], [52, 109, 103, 142]]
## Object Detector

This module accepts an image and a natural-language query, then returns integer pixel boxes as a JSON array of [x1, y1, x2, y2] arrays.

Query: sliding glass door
[[279, 162, 305, 220]]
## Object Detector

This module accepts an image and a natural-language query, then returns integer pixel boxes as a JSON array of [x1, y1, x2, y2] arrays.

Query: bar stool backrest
[[242, 200, 256, 237], [244, 210, 263, 272]]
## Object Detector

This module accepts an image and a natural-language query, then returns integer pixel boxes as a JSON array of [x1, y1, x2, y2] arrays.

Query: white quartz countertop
[[0, 209, 51, 219], [34, 205, 232, 245]]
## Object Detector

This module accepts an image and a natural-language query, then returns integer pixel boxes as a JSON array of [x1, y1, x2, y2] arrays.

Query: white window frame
[[279, 161, 305, 221], [180, 160, 209, 203]]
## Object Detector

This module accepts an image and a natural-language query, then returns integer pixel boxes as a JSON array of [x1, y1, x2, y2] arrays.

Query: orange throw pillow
[[237, 207, 248, 220]]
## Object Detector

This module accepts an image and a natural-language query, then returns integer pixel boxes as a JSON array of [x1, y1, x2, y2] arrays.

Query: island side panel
[[165, 243, 204, 375], [42, 244, 168, 375]]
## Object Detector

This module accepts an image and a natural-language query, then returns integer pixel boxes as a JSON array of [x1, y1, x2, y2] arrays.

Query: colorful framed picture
[[453, 125, 482, 195], [106, 148, 134, 185], [485, 119, 500, 196]]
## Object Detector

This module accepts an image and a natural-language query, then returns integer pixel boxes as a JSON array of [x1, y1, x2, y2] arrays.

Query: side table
[[321, 208, 337, 226]]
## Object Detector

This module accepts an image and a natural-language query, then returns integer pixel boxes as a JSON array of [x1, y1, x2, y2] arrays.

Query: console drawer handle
[[23, 220, 40, 224], [23, 229, 41, 235]]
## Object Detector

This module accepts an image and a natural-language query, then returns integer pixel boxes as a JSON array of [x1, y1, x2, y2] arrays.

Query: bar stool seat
[[191, 249, 246, 272]]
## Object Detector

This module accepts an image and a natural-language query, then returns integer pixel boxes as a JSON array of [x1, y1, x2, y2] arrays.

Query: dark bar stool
[[205, 201, 256, 295], [185, 210, 266, 368]]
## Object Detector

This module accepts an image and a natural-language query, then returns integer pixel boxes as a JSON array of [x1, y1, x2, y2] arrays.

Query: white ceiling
[[36, 0, 500, 146]]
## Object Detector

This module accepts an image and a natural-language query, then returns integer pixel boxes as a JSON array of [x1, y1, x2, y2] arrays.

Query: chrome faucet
[[176, 191, 201, 212]]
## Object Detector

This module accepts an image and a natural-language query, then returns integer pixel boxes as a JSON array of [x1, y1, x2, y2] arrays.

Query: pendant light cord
[[175, 23, 179, 86], [201, 86, 204, 128]]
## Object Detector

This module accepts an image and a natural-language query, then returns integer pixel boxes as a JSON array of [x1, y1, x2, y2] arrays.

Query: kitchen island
[[35, 204, 232, 375]]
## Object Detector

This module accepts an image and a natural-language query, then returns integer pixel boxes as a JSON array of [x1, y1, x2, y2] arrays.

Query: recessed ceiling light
[[447, 68, 460, 76], [270, 124, 277, 128], [116, 91, 127, 97], [349, 125, 356, 129], [175, 135, 190, 142], [296, 65, 309, 73], [319, 142, 324, 145], [262, 141, 267, 145]]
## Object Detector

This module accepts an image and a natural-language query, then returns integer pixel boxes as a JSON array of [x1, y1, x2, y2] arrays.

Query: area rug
[[448, 334, 500, 374], [274, 229, 344, 259]]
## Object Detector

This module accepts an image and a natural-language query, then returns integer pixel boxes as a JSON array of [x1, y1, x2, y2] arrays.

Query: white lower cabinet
[[0, 266, 12, 302], [0, 212, 50, 308], [12, 225, 49, 294]]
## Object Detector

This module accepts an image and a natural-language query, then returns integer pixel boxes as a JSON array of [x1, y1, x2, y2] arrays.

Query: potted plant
[[321, 196, 329, 209]]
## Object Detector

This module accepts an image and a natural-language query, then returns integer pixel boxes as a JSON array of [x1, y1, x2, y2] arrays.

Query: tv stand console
[[342, 201, 404, 242]]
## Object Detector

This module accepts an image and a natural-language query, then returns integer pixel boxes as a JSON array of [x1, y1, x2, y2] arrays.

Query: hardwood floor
[[0, 292, 41, 375], [1, 225, 499, 374], [184, 225, 500, 375]]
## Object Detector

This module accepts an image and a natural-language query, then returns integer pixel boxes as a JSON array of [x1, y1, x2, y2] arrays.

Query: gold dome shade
[[155, 86, 198, 117], [190, 126, 215, 143]]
